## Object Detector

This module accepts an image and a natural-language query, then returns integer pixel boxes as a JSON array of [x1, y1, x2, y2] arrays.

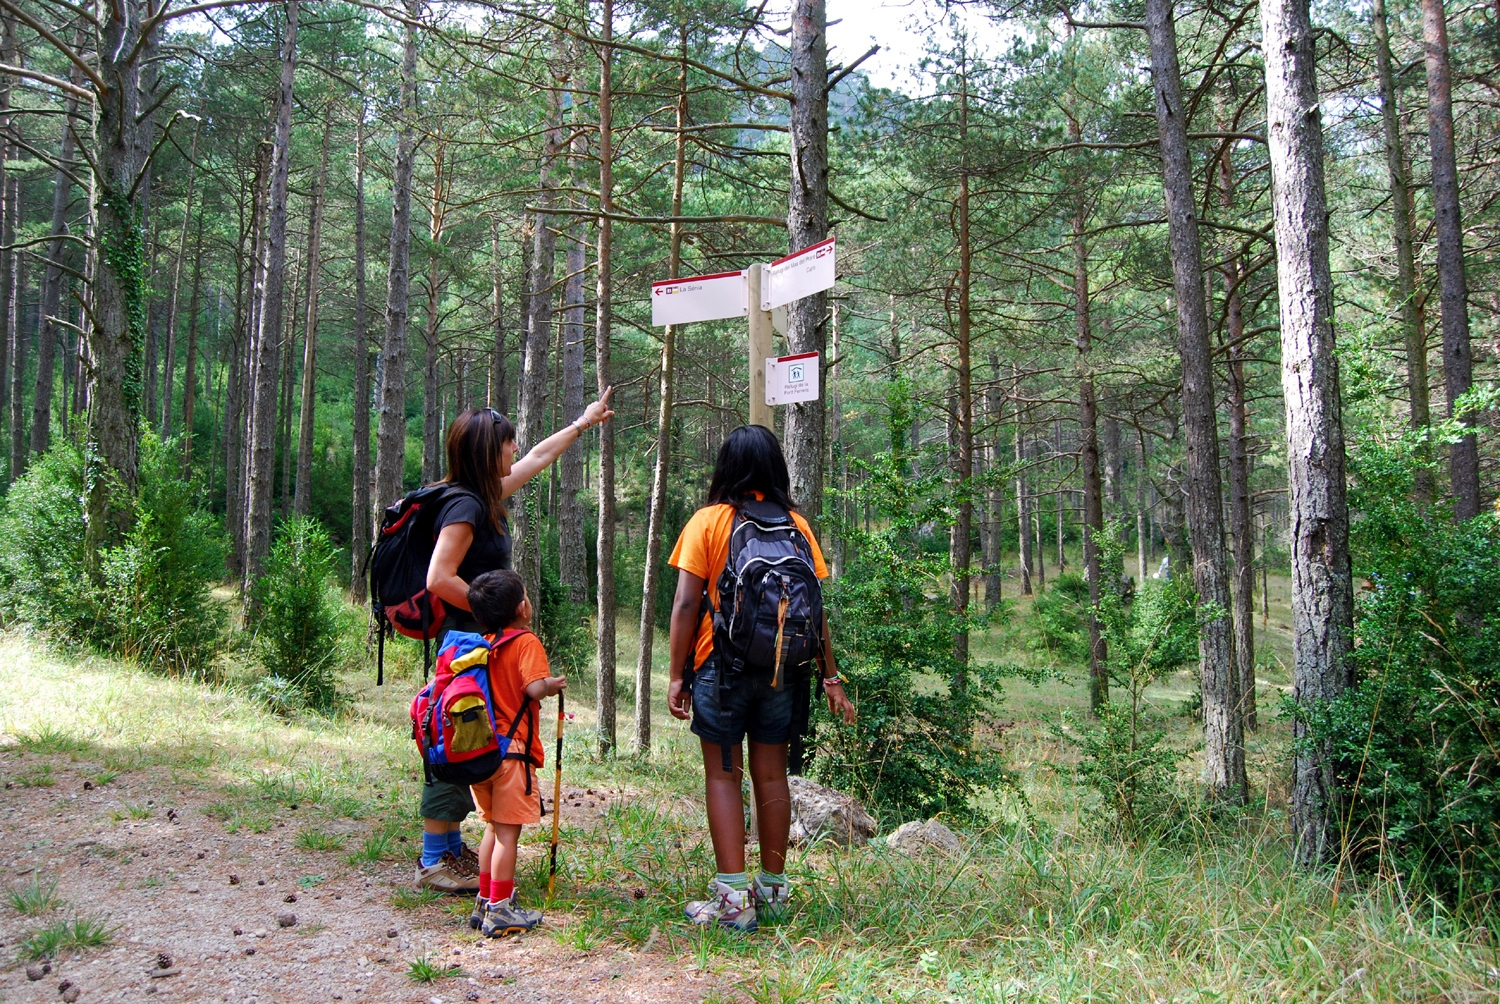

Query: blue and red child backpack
[[410, 629, 535, 787]]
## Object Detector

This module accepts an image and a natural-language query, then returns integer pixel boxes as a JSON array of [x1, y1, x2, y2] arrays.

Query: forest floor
[[0, 571, 1495, 1003]]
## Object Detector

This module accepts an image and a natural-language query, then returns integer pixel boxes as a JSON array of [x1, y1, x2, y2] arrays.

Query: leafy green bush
[[1315, 437, 1500, 914], [1028, 571, 1091, 661], [536, 556, 592, 678], [0, 435, 226, 674], [248, 516, 354, 713], [811, 381, 1009, 825]]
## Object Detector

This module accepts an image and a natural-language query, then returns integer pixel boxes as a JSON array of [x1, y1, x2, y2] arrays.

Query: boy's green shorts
[[420, 778, 476, 823]]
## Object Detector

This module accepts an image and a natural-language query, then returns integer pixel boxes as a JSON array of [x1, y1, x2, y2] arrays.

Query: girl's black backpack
[[368, 483, 479, 684], [708, 498, 825, 772]]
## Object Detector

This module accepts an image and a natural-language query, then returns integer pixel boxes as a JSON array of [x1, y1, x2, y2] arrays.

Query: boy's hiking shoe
[[468, 895, 487, 930], [482, 893, 543, 938], [413, 852, 479, 894], [458, 843, 481, 875], [685, 880, 757, 933], [751, 875, 790, 921]]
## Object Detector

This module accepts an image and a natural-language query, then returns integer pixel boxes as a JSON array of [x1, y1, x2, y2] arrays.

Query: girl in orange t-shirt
[[666, 425, 856, 932]]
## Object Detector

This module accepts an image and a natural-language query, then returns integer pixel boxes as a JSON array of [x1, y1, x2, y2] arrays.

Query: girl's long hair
[[440, 408, 514, 531], [705, 425, 797, 510]]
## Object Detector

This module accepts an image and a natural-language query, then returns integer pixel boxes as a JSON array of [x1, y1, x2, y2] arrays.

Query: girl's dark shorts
[[689, 655, 795, 748]]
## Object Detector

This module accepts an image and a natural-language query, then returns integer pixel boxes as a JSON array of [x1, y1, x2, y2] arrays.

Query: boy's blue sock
[[421, 831, 449, 868], [447, 830, 466, 856]]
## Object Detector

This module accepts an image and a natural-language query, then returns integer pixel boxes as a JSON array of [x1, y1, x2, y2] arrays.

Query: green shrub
[[1028, 571, 1091, 661], [0, 435, 226, 674], [248, 516, 354, 713], [536, 555, 592, 678], [811, 381, 1009, 825], [1314, 437, 1500, 914]]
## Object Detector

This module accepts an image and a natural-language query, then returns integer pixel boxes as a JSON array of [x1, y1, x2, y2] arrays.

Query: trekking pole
[[547, 690, 564, 899]]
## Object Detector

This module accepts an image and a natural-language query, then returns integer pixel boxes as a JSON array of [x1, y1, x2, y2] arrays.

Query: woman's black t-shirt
[[433, 488, 511, 634]]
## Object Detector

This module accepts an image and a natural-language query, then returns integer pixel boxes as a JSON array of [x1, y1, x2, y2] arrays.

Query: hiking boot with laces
[[458, 842, 481, 875], [685, 880, 757, 933], [468, 894, 487, 930], [413, 851, 479, 894], [482, 892, 543, 938], [751, 874, 791, 921]]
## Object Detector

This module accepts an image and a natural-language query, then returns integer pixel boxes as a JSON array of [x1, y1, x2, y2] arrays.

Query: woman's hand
[[668, 675, 692, 720], [825, 681, 856, 725], [582, 387, 616, 428]]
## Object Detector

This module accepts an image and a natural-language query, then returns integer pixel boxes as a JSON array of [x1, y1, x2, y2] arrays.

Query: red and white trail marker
[[650, 270, 747, 327], [761, 237, 836, 311], [765, 351, 820, 406]]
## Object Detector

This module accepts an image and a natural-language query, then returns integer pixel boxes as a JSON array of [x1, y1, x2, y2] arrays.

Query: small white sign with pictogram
[[765, 351, 820, 405]]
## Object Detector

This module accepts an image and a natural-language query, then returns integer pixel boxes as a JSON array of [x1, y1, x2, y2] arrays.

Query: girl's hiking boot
[[482, 893, 543, 938], [751, 875, 790, 921], [685, 880, 757, 933], [468, 895, 486, 930]]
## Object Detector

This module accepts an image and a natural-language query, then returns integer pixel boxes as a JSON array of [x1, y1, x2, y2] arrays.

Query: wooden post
[[748, 264, 773, 428]]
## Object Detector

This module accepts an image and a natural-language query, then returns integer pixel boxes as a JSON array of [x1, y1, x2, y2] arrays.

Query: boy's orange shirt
[[667, 500, 828, 671], [486, 630, 550, 767]]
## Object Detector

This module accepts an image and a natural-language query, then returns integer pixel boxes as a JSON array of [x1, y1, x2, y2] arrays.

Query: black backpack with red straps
[[368, 483, 479, 685]]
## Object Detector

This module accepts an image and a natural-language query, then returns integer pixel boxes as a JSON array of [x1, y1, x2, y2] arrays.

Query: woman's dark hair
[[705, 425, 797, 510], [441, 408, 514, 530], [468, 569, 526, 632]]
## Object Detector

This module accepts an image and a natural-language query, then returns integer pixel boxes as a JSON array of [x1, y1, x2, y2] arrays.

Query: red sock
[[493, 879, 515, 902], [478, 873, 491, 900]]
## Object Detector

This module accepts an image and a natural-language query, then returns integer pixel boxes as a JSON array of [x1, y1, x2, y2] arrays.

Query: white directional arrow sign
[[761, 237, 836, 311], [650, 270, 747, 327]]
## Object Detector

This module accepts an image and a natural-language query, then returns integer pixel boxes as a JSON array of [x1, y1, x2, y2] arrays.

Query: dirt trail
[[0, 756, 735, 1004]]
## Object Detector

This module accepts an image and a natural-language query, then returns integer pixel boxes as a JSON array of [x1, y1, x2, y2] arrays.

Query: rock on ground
[[787, 776, 876, 847], [885, 819, 962, 856]]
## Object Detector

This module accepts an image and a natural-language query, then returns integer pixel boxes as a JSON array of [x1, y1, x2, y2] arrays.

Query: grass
[[391, 887, 442, 910], [11, 762, 55, 787], [0, 593, 1492, 1000], [18, 914, 116, 958], [5, 875, 62, 915], [294, 828, 347, 852], [407, 953, 462, 983]]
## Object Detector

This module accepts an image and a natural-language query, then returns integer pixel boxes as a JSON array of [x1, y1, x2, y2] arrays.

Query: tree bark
[[785, 0, 828, 520], [595, 0, 618, 758], [1145, 0, 1244, 802], [180, 213, 205, 475], [950, 65, 973, 682], [374, 4, 419, 525], [1014, 368, 1032, 596], [159, 117, 200, 441], [31, 91, 78, 458], [1372, 0, 1429, 457], [558, 197, 587, 604], [1261, 0, 1356, 866], [84, 0, 153, 566], [420, 138, 449, 484], [635, 30, 690, 754], [516, 63, 563, 609], [488, 219, 508, 415], [983, 352, 1002, 608], [293, 105, 333, 516], [10, 215, 26, 479], [243, 0, 298, 589], [351, 114, 372, 604], [1421, 0, 1478, 519]]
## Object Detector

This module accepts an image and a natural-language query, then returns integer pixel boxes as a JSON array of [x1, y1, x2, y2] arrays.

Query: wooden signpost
[[652, 239, 837, 427]]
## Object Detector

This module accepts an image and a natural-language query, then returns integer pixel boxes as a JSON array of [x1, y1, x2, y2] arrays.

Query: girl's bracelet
[[573, 417, 589, 435], [823, 674, 845, 687]]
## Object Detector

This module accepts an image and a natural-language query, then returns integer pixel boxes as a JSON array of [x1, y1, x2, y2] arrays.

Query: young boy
[[463, 569, 566, 937]]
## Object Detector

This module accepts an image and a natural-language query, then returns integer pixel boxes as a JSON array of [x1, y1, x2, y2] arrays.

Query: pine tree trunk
[[594, 0, 618, 758], [278, 258, 299, 515], [558, 214, 587, 603], [1421, 0, 1478, 519], [1073, 146, 1107, 715], [984, 352, 1003, 608], [293, 106, 332, 516], [374, 6, 419, 525], [180, 214, 205, 476], [1146, 0, 1244, 802], [634, 32, 689, 754], [10, 237, 27, 480], [159, 119, 200, 440], [1261, 0, 1355, 866], [421, 247, 443, 483], [243, 0, 298, 589], [1136, 429, 1149, 584], [84, 0, 153, 566], [0, 20, 14, 465], [950, 72, 973, 682], [31, 93, 77, 458], [785, 0, 828, 519], [1373, 0, 1429, 459], [351, 116, 372, 604], [1014, 368, 1032, 596], [516, 70, 562, 609], [488, 220, 508, 414]]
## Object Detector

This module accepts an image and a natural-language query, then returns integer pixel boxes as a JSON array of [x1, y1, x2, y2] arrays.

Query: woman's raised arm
[[501, 388, 615, 499]]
